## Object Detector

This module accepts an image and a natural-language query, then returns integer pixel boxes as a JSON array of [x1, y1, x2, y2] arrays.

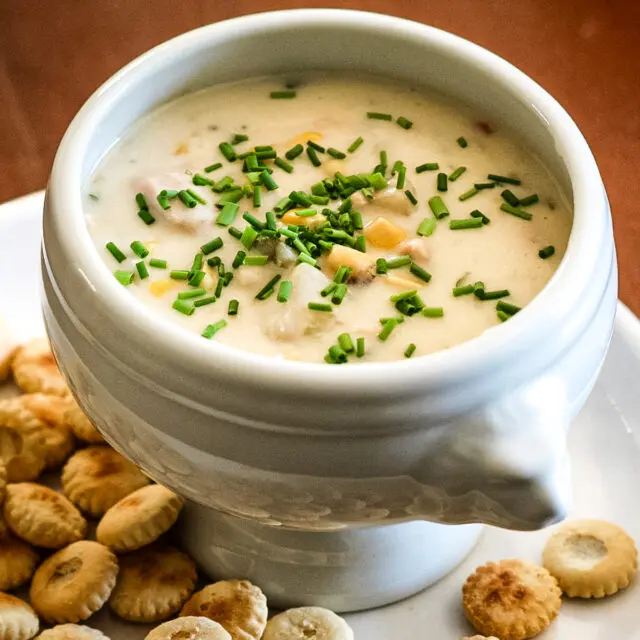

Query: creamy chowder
[[86, 74, 572, 363]]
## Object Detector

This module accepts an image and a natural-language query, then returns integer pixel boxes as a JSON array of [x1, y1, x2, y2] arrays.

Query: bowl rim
[[46, 8, 607, 394]]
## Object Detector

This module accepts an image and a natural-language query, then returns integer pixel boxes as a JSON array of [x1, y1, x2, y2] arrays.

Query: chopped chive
[[459, 187, 479, 201], [106, 242, 126, 263], [232, 251, 246, 269], [448, 166, 467, 182], [351, 211, 363, 230], [265, 211, 276, 231], [270, 90, 296, 99], [228, 299, 239, 315], [295, 208, 317, 217], [328, 345, 348, 364], [376, 258, 388, 274], [256, 274, 282, 300], [297, 253, 317, 267], [337, 333, 355, 353], [192, 173, 214, 187], [223, 272, 234, 286], [129, 241, 148, 258], [404, 343, 416, 358], [256, 148, 277, 160], [170, 270, 190, 280], [306, 147, 321, 167], [497, 310, 511, 322], [416, 162, 439, 173], [428, 196, 449, 219], [356, 337, 365, 358], [137, 209, 156, 225], [488, 173, 521, 185], [149, 258, 167, 269], [474, 182, 496, 190], [386, 256, 411, 269], [500, 203, 533, 220], [501, 189, 520, 207], [437, 173, 448, 192], [216, 202, 239, 226], [201, 237, 223, 255], [422, 307, 444, 317], [215, 277, 224, 298], [519, 193, 540, 207], [135, 193, 148, 210], [347, 137, 364, 153], [277, 280, 293, 303], [310, 194, 330, 205], [285, 144, 304, 160], [212, 176, 234, 193], [240, 226, 258, 250], [191, 253, 203, 272], [368, 172, 387, 190], [396, 116, 413, 130], [396, 165, 407, 190], [470, 209, 491, 224], [449, 217, 484, 230], [474, 281, 485, 296], [178, 288, 206, 300], [331, 284, 348, 305], [188, 270, 205, 287], [380, 316, 405, 325], [156, 192, 171, 210], [135, 261, 149, 280], [114, 270, 134, 285], [367, 112, 393, 121], [379, 150, 388, 167], [453, 284, 475, 296], [409, 262, 432, 283], [405, 190, 418, 206], [202, 320, 227, 338], [355, 235, 366, 253], [187, 188, 207, 205], [172, 299, 195, 316], [378, 319, 398, 341], [307, 140, 325, 153], [274, 157, 294, 173], [231, 133, 249, 145], [216, 189, 243, 205], [321, 282, 337, 297], [327, 147, 346, 159], [497, 300, 521, 315], [228, 226, 242, 240], [417, 218, 437, 237], [538, 245, 555, 259], [261, 170, 278, 191], [457, 136, 468, 148], [194, 296, 217, 308], [242, 212, 265, 230], [218, 142, 237, 162], [244, 255, 269, 266], [477, 289, 510, 300], [204, 162, 223, 173], [308, 302, 333, 312]]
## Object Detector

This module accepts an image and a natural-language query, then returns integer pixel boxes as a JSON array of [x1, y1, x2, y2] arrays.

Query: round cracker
[[11, 339, 69, 397], [96, 484, 183, 552], [0, 458, 6, 504], [0, 396, 75, 471], [263, 606, 354, 640], [0, 592, 39, 640], [0, 345, 18, 383], [30, 540, 118, 624], [3, 483, 87, 549], [0, 531, 39, 591], [62, 446, 149, 517], [36, 624, 110, 639], [145, 617, 231, 640], [462, 559, 562, 640], [63, 402, 104, 445], [180, 580, 268, 640], [0, 415, 46, 483], [542, 519, 638, 598], [109, 543, 197, 622]]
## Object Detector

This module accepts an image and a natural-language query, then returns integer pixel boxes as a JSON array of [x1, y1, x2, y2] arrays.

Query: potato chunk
[[364, 217, 407, 249], [325, 245, 376, 282]]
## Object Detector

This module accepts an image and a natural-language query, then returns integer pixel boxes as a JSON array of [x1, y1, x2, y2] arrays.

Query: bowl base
[[179, 501, 482, 612]]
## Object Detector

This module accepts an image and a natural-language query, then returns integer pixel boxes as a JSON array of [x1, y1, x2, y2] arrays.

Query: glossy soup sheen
[[86, 73, 572, 364]]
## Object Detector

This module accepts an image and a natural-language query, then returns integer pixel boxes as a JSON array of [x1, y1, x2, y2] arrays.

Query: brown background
[[1, 1, 638, 312]]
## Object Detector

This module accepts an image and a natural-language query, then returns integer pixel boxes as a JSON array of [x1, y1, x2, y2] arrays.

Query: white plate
[[1, 191, 639, 639]]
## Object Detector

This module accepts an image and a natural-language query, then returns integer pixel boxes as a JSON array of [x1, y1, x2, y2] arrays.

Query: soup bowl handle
[[409, 376, 571, 530]]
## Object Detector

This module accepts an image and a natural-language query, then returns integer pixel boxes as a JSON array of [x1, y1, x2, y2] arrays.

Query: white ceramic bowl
[[42, 10, 616, 610]]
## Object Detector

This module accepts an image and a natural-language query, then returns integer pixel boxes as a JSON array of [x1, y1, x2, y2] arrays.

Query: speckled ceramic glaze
[[41, 10, 616, 610]]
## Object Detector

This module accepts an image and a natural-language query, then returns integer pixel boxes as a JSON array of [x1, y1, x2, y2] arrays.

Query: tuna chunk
[[398, 237, 430, 261], [263, 264, 336, 341]]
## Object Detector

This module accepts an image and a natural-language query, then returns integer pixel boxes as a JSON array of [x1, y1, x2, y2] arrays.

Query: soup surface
[[86, 74, 572, 363]]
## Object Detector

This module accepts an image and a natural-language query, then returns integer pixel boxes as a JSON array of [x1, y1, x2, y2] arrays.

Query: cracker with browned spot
[[96, 484, 183, 552], [36, 624, 111, 639], [63, 401, 104, 444], [543, 519, 638, 598], [0, 592, 39, 640], [62, 446, 149, 517], [30, 540, 118, 624], [3, 483, 87, 548], [109, 543, 197, 622], [145, 617, 231, 640], [0, 530, 39, 590], [11, 338, 69, 396], [462, 559, 561, 640], [180, 580, 268, 640]]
